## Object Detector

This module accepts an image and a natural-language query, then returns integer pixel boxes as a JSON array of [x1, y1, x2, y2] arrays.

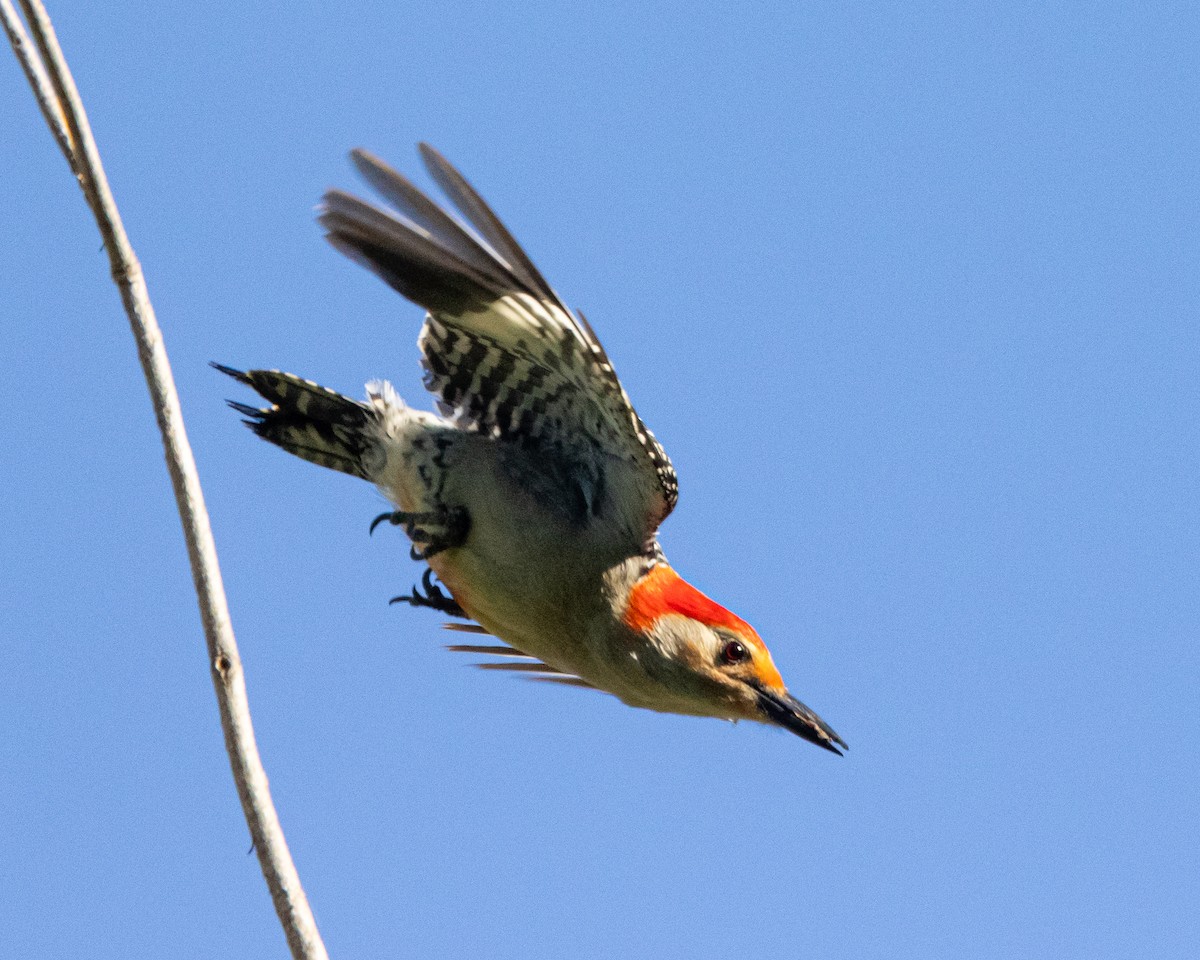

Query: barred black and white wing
[[318, 146, 678, 535]]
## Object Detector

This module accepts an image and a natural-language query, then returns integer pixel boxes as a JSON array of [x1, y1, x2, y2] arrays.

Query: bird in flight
[[219, 145, 845, 753]]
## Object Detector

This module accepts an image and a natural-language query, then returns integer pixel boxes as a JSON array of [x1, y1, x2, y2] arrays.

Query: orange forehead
[[624, 565, 763, 647]]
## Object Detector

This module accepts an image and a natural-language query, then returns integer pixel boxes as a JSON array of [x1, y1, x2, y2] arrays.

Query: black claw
[[369, 511, 394, 536], [413, 540, 454, 561], [409, 542, 448, 561], [373, 506, 470, 558], [371, 510, 418, 536], [389, 569, 466, 617], [371, 509, 451, 537]]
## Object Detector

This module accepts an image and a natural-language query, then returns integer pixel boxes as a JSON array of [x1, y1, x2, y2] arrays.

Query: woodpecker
[[219, 145, 845, 754]]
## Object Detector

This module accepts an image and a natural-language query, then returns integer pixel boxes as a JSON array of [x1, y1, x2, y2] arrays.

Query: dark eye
[[721, 640, 749, 665]]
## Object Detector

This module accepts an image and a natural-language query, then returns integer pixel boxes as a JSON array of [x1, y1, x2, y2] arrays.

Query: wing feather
[[528, 676, 597, 690], [444, 633, 597, 691], [475, 661, 568, 674], [319, 146, 679, 530], [418, 142, 561, 307], [445, 643, 529, 657], [349, 149, 512, 288], [441, 622, 492, 635]]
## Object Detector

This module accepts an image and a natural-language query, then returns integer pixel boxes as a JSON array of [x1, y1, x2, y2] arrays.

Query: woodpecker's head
[[620, 565, 846, 754]]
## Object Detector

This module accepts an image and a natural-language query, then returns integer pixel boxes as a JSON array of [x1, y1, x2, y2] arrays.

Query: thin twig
[[2, 4, 329, 958], [0, 0, 72, 162]]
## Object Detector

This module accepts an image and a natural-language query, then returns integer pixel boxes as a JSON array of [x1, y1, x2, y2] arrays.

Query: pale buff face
[[630, 614, 785, 723], [627, 614, 845, 753]]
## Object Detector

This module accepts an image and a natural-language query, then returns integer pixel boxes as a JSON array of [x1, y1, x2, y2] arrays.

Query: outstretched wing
[[318, 146, 678, 534]]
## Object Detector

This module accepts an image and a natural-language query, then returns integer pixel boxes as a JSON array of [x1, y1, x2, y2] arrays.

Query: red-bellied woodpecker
[[219, 145, 845, 754]]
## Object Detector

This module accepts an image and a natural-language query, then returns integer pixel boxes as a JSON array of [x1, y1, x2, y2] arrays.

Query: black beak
[[757, 687, 847, 755]]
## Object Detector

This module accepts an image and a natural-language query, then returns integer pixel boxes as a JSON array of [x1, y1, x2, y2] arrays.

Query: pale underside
[[319, 147, 685, 698]]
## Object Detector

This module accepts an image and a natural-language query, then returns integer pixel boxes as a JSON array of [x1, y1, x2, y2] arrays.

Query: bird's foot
[[370, 506, 470, 561], [370, 509, 441, 536], [390, 569, 466, 618]]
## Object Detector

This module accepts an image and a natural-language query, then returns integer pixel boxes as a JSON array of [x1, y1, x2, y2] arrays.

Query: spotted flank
[[319, 146, 679, 527]]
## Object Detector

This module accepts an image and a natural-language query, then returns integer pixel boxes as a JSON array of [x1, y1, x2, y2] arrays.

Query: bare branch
[[0, 0, 73, 162], [2, 4, 330, 958]]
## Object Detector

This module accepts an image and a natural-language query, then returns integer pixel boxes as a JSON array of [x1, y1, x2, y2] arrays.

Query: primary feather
[[319, 146, 679, 534]]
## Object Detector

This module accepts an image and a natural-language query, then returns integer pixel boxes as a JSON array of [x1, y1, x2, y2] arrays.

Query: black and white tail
[[212, 364, 380, 480]]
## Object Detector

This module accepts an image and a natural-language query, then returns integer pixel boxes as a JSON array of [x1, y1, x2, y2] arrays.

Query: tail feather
[[213, 364, 376, 479]]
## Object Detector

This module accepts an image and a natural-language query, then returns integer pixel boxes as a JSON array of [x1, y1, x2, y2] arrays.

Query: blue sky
[[2, 2, 1197, 957]]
